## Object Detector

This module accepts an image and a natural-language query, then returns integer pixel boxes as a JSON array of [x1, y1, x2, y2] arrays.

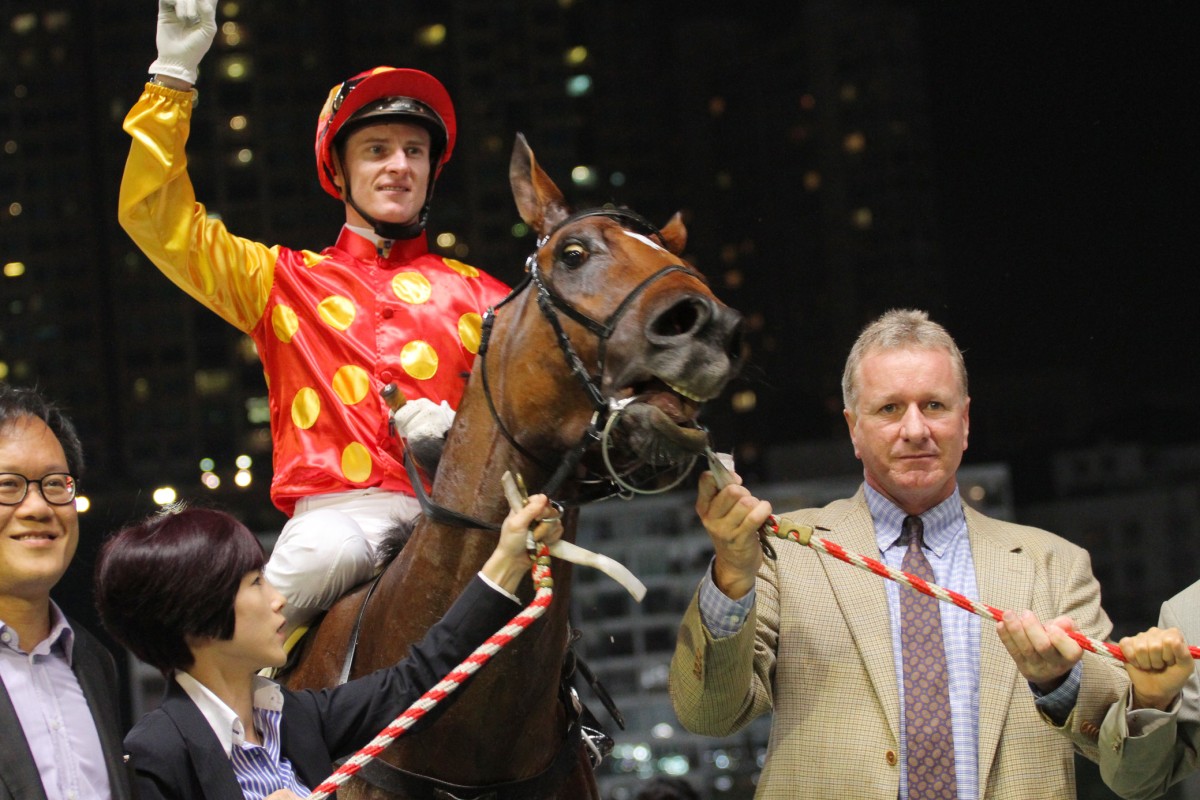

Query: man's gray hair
[[841, 309, 968, 413]]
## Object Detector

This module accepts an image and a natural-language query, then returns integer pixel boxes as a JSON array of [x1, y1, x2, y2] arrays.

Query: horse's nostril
[[649, 297, 709, 340]]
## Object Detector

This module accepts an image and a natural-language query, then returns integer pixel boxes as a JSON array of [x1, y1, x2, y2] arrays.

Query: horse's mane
[[376, 513, 419, 566]]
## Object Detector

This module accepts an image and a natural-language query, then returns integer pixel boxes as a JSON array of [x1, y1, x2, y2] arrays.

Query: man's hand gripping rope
[[703, 450, 1200, 667]]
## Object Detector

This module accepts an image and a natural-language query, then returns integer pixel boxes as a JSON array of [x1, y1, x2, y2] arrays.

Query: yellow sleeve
[[118, 82, 277, 334]]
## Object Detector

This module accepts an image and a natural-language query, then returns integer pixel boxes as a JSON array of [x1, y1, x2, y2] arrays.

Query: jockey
[[119, 0, 510, 636]]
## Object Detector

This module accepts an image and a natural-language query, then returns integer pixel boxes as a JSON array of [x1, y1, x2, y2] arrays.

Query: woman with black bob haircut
[[96, 500, 562, 800]]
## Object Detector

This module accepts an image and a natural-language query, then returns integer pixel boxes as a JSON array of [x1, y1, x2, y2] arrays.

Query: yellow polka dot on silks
[[300, 250, 326, 268], [392, 272, 432, 304], [291, 387, 320, 429], [317, 295, 356, 331], [443, 258, 479, 278], [272, 304, 299, 343], [458, 312, 484, 354], [331, 365, 370, 405], [401, 340, 438, 380], [341, 442, 372, 483]]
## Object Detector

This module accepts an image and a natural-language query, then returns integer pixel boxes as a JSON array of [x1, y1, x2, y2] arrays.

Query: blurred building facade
[[2, 0, 944, 531], [14, 3, 1200, 799]]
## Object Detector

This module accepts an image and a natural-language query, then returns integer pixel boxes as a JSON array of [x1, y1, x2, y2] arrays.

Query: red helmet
[[314, 66, 457, 201]]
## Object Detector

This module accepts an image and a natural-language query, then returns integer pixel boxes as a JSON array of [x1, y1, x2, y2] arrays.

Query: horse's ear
[[660, 212, 688, 256], [510, 133, 571, 237]]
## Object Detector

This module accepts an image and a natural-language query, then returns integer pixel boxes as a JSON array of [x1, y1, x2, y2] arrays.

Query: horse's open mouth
[[618, 378, 709, 457]]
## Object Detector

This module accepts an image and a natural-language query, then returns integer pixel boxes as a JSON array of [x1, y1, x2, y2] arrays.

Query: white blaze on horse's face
[[619, 230, 670, 254]]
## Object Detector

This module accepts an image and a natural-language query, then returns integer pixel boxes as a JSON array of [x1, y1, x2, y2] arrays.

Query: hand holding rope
[[704, 449, 1200, 666], [304, 472, 557, 799]]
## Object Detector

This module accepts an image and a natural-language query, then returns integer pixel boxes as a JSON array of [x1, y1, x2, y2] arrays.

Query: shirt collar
[[336, 224, 429, 263], [0, 601, 74, 662], [175, 672, 285, 756], [864, 483, 966, 558]]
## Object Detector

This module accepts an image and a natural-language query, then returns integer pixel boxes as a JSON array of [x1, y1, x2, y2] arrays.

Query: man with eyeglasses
[[0, 383, 133, 800]]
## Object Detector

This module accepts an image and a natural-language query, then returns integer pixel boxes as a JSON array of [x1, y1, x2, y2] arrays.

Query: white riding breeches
[[264, 488, 422, 628]]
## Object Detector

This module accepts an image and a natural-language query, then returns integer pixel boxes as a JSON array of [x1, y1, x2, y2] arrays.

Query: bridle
[[480, 207, 705, 499], [404, 206, 707, 531]]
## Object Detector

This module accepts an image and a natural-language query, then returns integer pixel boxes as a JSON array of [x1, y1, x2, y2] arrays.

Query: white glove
[[148, 0, 217, 85], [391, 398, 455, 441]]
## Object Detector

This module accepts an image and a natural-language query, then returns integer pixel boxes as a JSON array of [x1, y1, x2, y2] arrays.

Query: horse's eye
[[559, 242, 588, 269]]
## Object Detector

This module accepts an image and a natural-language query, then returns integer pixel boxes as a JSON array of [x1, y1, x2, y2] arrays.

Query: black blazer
[[124, 577, 518, 800], [0, 620, 134, 800]]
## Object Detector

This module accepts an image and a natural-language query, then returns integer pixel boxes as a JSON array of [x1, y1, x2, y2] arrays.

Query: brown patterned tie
[[900, 514, 958, 799]]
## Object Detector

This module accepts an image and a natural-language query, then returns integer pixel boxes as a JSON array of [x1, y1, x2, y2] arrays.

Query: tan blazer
[[669, 488, 1127, 799], [1099, 579, 1200, 800]]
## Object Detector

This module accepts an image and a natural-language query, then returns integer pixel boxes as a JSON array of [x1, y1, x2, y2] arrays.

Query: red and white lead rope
[[769, 516, 1200, 664], [305, 545, 555, 800]]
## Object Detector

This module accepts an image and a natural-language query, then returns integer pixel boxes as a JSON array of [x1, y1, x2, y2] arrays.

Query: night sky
[[911, 6, 1198, 491]]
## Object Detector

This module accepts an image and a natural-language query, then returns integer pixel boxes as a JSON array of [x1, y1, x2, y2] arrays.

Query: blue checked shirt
[[698, 484, 1081, 800]]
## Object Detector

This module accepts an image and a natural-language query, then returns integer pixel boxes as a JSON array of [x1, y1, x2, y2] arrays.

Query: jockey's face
[[844, 346, 970, 516], [335, 122, 433, 229]]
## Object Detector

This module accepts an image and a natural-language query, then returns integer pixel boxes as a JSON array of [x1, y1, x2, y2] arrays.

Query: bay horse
[[284, 133, 744, 799]]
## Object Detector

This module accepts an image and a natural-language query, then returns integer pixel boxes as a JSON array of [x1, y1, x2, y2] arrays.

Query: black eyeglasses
[[0, 473, 78, 506]]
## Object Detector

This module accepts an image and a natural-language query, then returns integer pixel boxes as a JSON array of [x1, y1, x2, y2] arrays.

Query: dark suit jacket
[[124, 576, 518, 800], [0, 619, 134, 800]]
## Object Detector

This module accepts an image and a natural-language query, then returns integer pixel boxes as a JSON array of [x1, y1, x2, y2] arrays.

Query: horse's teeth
[[666, 382, 702, 403]]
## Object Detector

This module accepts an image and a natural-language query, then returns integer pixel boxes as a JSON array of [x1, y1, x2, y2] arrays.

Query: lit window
[[843, 131, 866, 154], [609, 171, 626, 187], [416, 24, 446, 47], [12, 14, 36, 35], [152, 486, 178, 506], [565, 74, 592, 97], [732, 390, 757, 413], [571, 165, 597, 188], [220, 21, 243, 46], [235, 148, 253, 165], [511, 222, 530, 238], [7, 202, 23, 218], [803, 171, 821, 191], [3, 140, 17, 154], [245, 396, 270, 424], [852, 207, 873, 229], [220, 55, 253, 81], [3, 262, 25, 278], [229, 115, 248, 131], [436, 232, 457, 249], [564, 45, 588, 66]]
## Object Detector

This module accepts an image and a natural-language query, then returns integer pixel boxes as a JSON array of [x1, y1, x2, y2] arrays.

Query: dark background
[[902, 6, 1200, 510], [4, 3, 1200, 798]]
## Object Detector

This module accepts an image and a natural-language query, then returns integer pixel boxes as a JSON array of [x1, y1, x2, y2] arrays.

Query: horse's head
[[486, 134, 744, 491]]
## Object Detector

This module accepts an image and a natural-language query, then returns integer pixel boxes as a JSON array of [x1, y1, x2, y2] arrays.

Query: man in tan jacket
[[669, 308, 1127, 798]]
